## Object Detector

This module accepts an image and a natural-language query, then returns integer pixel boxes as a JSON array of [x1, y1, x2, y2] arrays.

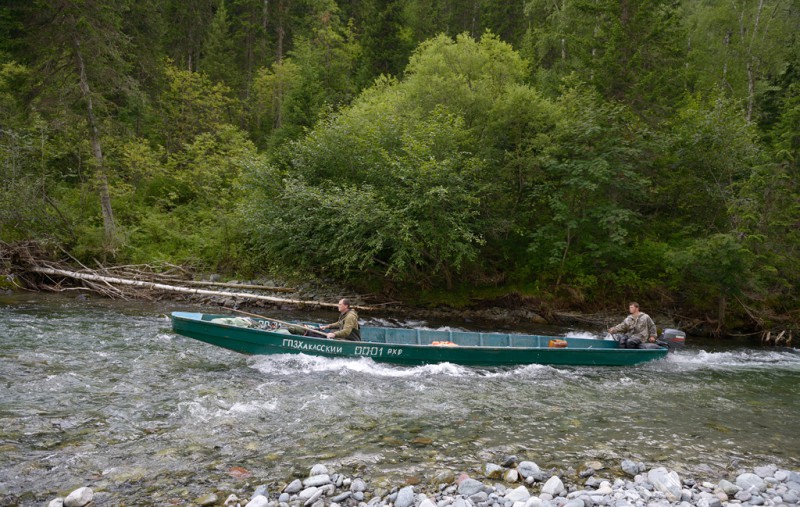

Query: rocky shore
[[47, 460, 799, 507]]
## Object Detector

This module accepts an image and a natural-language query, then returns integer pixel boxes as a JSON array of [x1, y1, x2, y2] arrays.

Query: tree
[[357, 0, 414, 82], [685, 0, 800, 123], [665, 233, 754, 331], [275, 2, 361, 133], [524, 82, 648, 288], [15, 0, 141, 253], [159, 62, 233, 152], [251, 59, 302, 145], [521, 0, 687, 115], [163, 0, 217, 71], [657, 91, 762, 235], [201, 0, 239, 89]]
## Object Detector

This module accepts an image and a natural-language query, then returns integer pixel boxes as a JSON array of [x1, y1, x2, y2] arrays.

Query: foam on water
[[249, 353, 474, 377], [667, 348, 800, 369]]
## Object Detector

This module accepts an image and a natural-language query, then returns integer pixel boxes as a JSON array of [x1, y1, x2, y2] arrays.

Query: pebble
[[45, 461, 800, 507]]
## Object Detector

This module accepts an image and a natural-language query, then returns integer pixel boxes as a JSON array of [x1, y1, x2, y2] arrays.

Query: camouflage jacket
[[329, 310, 361, 341], [610, 312, 656, 341]]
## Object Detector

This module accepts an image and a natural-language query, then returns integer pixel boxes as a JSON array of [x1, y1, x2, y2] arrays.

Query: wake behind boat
[[170, 311, 679, 367]]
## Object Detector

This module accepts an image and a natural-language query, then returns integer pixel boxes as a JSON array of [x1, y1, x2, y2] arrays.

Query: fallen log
[[29, 266, 374, 311], [180, 280, 297, 292]]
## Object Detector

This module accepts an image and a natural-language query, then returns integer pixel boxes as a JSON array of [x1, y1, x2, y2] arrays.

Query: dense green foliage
[[1, 0, 799, 331]]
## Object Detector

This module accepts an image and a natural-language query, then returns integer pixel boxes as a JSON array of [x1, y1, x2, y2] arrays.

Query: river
[[1, 293, 798, 506]]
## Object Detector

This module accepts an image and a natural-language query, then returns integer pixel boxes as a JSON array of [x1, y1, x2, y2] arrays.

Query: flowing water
[[1, 293, 798, 506]]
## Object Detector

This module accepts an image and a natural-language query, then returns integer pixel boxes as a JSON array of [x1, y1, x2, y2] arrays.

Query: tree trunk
[[73, 34, 117, 252], [276, 0, 285, 62], [745, 0, 765, 123]]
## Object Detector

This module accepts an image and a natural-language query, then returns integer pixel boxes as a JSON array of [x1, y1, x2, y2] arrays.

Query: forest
[[0, 0, 798, 335]]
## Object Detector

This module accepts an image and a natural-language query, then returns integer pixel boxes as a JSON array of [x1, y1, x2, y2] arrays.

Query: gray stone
[[783, 490, 800, 503], [48, 499, 64, 507], [332, 492, 352, 503], [695, 492, 721, 507], [246, 496, 271, 507], [454, 498, 470, 507], [304, 474, 332, 488], [459, 479, 486, 496], [285, 479, 303, 494], [486, 464, 505, 480], [647, 468, 682, 502], [419, 499, 437, 507], [279, 493, 290, 503], [621, 460, 643, 477], [64, 487, 94, 507], [754, 465, 777, 478], [518, 462, 542, 480], [734, 490, 752, 502], [310, 464, 329, 476], [506, 486, 531, 503], [470, 491, 489, 503], [304, 488, 325, 507], [718, 479, 740, 496], [562, 500, 584, 507], [224, 494, 239, 506], [505, 469, 520, 483], [541, 477, 564, 497], [749, 494, 766, 505], [395, 486, 415, 507], [298, 487, 319, 501], [353, 491, 365, 501], [595, 483, 613, 495], [351, 478, 367, 492], [736, 473, 767, 492]]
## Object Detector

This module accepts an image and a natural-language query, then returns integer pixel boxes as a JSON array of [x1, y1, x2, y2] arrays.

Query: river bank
[[45, 460, 800, 507], [0, 239, 790, 340]]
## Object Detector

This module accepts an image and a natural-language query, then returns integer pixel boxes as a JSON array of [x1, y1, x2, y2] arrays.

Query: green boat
[[170, 311, 672, 367]]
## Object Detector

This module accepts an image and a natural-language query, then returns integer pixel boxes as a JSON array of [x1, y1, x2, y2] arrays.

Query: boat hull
[[170, 312, 668, 367]]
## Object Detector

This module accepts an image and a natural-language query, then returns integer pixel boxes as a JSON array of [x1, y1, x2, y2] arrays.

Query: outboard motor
[[657, 328, 686, 351]]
